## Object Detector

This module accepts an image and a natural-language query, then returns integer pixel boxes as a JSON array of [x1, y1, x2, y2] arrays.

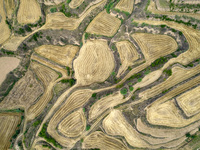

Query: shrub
[[50, 7, 57, 13], [66, 66, 70, 76], [92, 93, 97, 98], [129, 86, 134, 91], [137, 78, 142, 82], [120, 88, 127, 95], [67, 0, 71, 4], [151, 57, 168, 67], [163, 69, 172, 76], [33, 120, 42, 127], [86, 125, 91, 131]]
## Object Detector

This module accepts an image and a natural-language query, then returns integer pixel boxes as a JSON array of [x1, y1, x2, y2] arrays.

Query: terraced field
[[1, 0, 200, 149]]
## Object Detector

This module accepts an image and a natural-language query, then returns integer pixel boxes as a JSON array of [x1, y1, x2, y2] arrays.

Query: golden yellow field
[[69, 0, 84, 9], [27, 61, 58, 120], [86, 10, 121, 37], [4, 0, 15, 19], [131, 33, 178, 62], [58, 108, 86, 137], [82, 131, 129, 150], [0, 0, 11, 44], [17, 0, 42, 24], [47, 89, 92, 147], [0, 70, 44, 110], [115, 0, 134, 13], [0, 113, 21, 150], [176, 85, 200, 117], [74, 40, 115, 86], [89, 92, 124, 122], [115, 40, 140, 77], [35, 45, 79, 67]]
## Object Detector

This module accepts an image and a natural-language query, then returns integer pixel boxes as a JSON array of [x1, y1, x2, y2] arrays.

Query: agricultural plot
[[0, 0, 10, 44], [0, 113, 21, 150], [176, 85, 200, 117], [73, 40, 115, 86], [35, 45, 79, 67], [0, 70, 44, 110], [82, 131, 129, 150], [4, 0, 15, 19], [86, 10, 121, 37], [58, 108, 86, 137], [131, 33, 178, 63], [139, 64, 200, 100], [115, 0, 134, 14], [47, 89, 92, 147], [17, 0, 42, 24], [89, 92, 124, 122], [2, 36, 25, 51], [148, 0, 200, 20], [115, 40, 140, 77], [41, 0, 65, 5], [27, 61, 58, 120], [69, 0, 84, 9], [0, 57, 20, 86]]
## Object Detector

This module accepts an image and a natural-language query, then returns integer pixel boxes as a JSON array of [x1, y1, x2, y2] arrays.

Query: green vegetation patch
[[120, 88, 128, 95]]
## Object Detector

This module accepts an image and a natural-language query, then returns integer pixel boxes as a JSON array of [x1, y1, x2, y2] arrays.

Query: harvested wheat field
[[0, 0, 10, 44], [35, 45, 79, 67], [115, 0, 134, 13], [0, 112, 21, 150], [0, 70, 44, 110], [103, 109, 150, 148], [42, 0, 65, 5], [139, 64, 200, 100], [27, 61, 58, 120], [134, 20, 200, 66], [176, 85, 200, 117], [115, 40, 140, 77], [148, 0, 200, 20], [86, 10, 121, 37], [4, 0, 15, 19], [58, 108, 86, 137], [132, 33, 178, 62], [73, 39, 115, 86], [47, 89, 92, 147], [82, 131, 129, 150], [2, 36, 26, 51], [17, 0, 41, 24], [89, 92, 124, 122], [69, 0, 84, 9], [0, 57, 20, 86], [146, 75, 200, 128]]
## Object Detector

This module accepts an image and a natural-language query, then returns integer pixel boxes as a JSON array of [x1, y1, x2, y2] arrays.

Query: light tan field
[[4, 0, 15, 19], [176, 85, 200, 117], [44, 0, 107, 30], [135, 20, 200, 66], [136, 118, 199, 143], [47, 89, 92, 147], [86, 10, 121, 37], [0, 113, 21, 150], [35, 45, 79, 67], [58, 108, 86, 138], [27, 61, 58, 120], [139, 64, 200, 100], [146, 75, 200, 128], [115, 40, 140, 77], [131, 33, 178, 62], [115, 0, 134, 14], [73, 40, 115, 86], [2, 36, 25, 51], [69, 0, 84, 9], [0, 70, 44, 110], [148, 0, 200, 20], [17, 0, 41, 24], [173, 0, 200, 4], [0, 57, 20, 86], [103, 109, 149, 148], [89, 92, 124, 122], [0, 0, 11, 44], [82, 131, 129, 150], [42, 0, 65, 5]]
